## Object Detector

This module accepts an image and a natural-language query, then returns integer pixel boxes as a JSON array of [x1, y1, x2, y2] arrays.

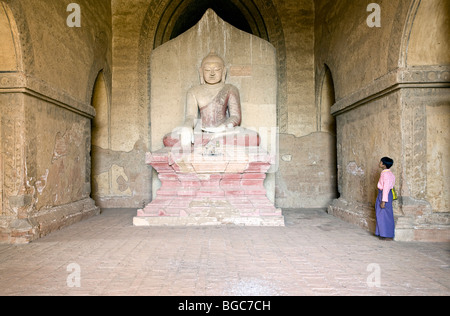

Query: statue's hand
[[177, 126, 194, 147], [202, 124, 227, 133]]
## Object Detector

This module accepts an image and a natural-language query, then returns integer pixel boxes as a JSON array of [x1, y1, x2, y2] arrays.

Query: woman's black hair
[[381, 157, 394, 169]]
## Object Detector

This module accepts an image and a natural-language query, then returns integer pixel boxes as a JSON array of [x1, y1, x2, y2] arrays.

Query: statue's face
[[201, 57, 224, 85]]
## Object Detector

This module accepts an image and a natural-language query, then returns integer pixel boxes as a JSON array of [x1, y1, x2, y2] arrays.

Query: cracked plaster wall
[[0, 0, 111, 243]]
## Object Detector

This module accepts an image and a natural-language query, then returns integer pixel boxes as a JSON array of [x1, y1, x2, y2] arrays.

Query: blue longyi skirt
[[375, 189, 395, 238]]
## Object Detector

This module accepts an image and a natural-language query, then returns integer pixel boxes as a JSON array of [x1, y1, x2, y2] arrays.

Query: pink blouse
[[377, 169, 396, 202]]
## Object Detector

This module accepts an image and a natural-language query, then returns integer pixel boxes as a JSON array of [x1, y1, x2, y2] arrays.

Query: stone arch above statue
[[152, 0, 269, 49], [150, 9, 277, 153]]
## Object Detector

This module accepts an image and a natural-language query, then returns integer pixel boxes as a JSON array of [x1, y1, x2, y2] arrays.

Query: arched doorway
[[90, 70, 111, 206], [318, 65, 336, 136], [318, 64, 339, 200]]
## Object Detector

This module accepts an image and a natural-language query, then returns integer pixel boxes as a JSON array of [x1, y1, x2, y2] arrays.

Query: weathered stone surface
[[316, 0, 450, 242], [276, 132, 337, 208], [327, 69, 450, 242], [0, 0, 110, 243]]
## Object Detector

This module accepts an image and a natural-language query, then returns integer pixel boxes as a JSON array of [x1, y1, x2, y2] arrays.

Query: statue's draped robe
[[194, 84, 241, 129], [163, 83, 259, 147]]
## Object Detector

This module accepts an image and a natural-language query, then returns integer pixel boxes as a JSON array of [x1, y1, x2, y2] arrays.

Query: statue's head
[[200, 51, 226, 85]]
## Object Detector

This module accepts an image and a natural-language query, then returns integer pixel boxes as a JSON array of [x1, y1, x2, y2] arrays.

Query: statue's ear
[[199, 67, 205, 84]]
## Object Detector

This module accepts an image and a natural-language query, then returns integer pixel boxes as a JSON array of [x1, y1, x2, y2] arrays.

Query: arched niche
[[401, 0, 450, 67], [91, 71, 110, 150], [90, 70, 112, 203], [318, 64, 336, 135], [0, 1, 22, 72], [317, 64, 338, 200], [0, 1, 23, 217]]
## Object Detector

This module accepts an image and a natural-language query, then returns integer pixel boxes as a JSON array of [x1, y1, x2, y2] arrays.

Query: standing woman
[[375, 157, 396, 240]]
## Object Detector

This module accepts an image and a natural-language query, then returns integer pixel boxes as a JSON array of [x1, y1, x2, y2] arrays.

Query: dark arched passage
[[153, 0, 270, 49]]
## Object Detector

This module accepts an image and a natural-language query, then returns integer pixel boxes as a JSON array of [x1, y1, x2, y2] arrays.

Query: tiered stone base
[[134, 146, 284, 226]]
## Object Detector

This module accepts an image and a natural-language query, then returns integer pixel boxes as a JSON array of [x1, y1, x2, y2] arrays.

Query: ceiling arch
[[153, 0, 269, 49]]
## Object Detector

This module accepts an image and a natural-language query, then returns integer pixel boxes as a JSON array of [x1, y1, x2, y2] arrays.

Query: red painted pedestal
[[134, 146, 284, 226]]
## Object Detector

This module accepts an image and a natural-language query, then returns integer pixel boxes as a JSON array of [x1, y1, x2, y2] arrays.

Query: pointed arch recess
[[400, 0, 450, 68], [0, 1, 23, 72], [138, 0, 287, 132], [91, 71, 110, 150], [317, 64, 336, 134]]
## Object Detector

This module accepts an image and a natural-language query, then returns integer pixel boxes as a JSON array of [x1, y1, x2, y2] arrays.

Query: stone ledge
[[395, 226, 450, 242], [0, 71, 96, 118], [331, 66, 450, 116], [327, 200, 376, 233], [1, 199, 100, 244], [133, 210, 285, 227], [28, 198, 100, 242], [328, 198, 450, 242]]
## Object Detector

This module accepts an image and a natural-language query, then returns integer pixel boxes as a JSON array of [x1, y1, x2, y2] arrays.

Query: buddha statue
[[163, 52, 259, 150]]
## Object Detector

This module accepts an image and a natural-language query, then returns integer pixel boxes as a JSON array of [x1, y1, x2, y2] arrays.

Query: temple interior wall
[[318, 0, 450, 241], [0, 0, 110, 242], [0, 0, 448, 243]]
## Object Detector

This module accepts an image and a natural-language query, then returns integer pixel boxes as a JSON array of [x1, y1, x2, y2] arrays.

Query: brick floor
[[0, 209, 449, 296]]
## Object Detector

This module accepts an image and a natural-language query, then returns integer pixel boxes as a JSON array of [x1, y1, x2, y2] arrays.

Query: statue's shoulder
[[224, 84, 240, 95], [187, 84, 203, 95]]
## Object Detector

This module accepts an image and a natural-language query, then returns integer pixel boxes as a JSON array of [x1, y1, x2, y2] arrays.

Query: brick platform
[[135, 146, 284, 226]]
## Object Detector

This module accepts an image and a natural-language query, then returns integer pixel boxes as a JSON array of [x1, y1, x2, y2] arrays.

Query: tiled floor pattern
[[0, 209, 449, 296]]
